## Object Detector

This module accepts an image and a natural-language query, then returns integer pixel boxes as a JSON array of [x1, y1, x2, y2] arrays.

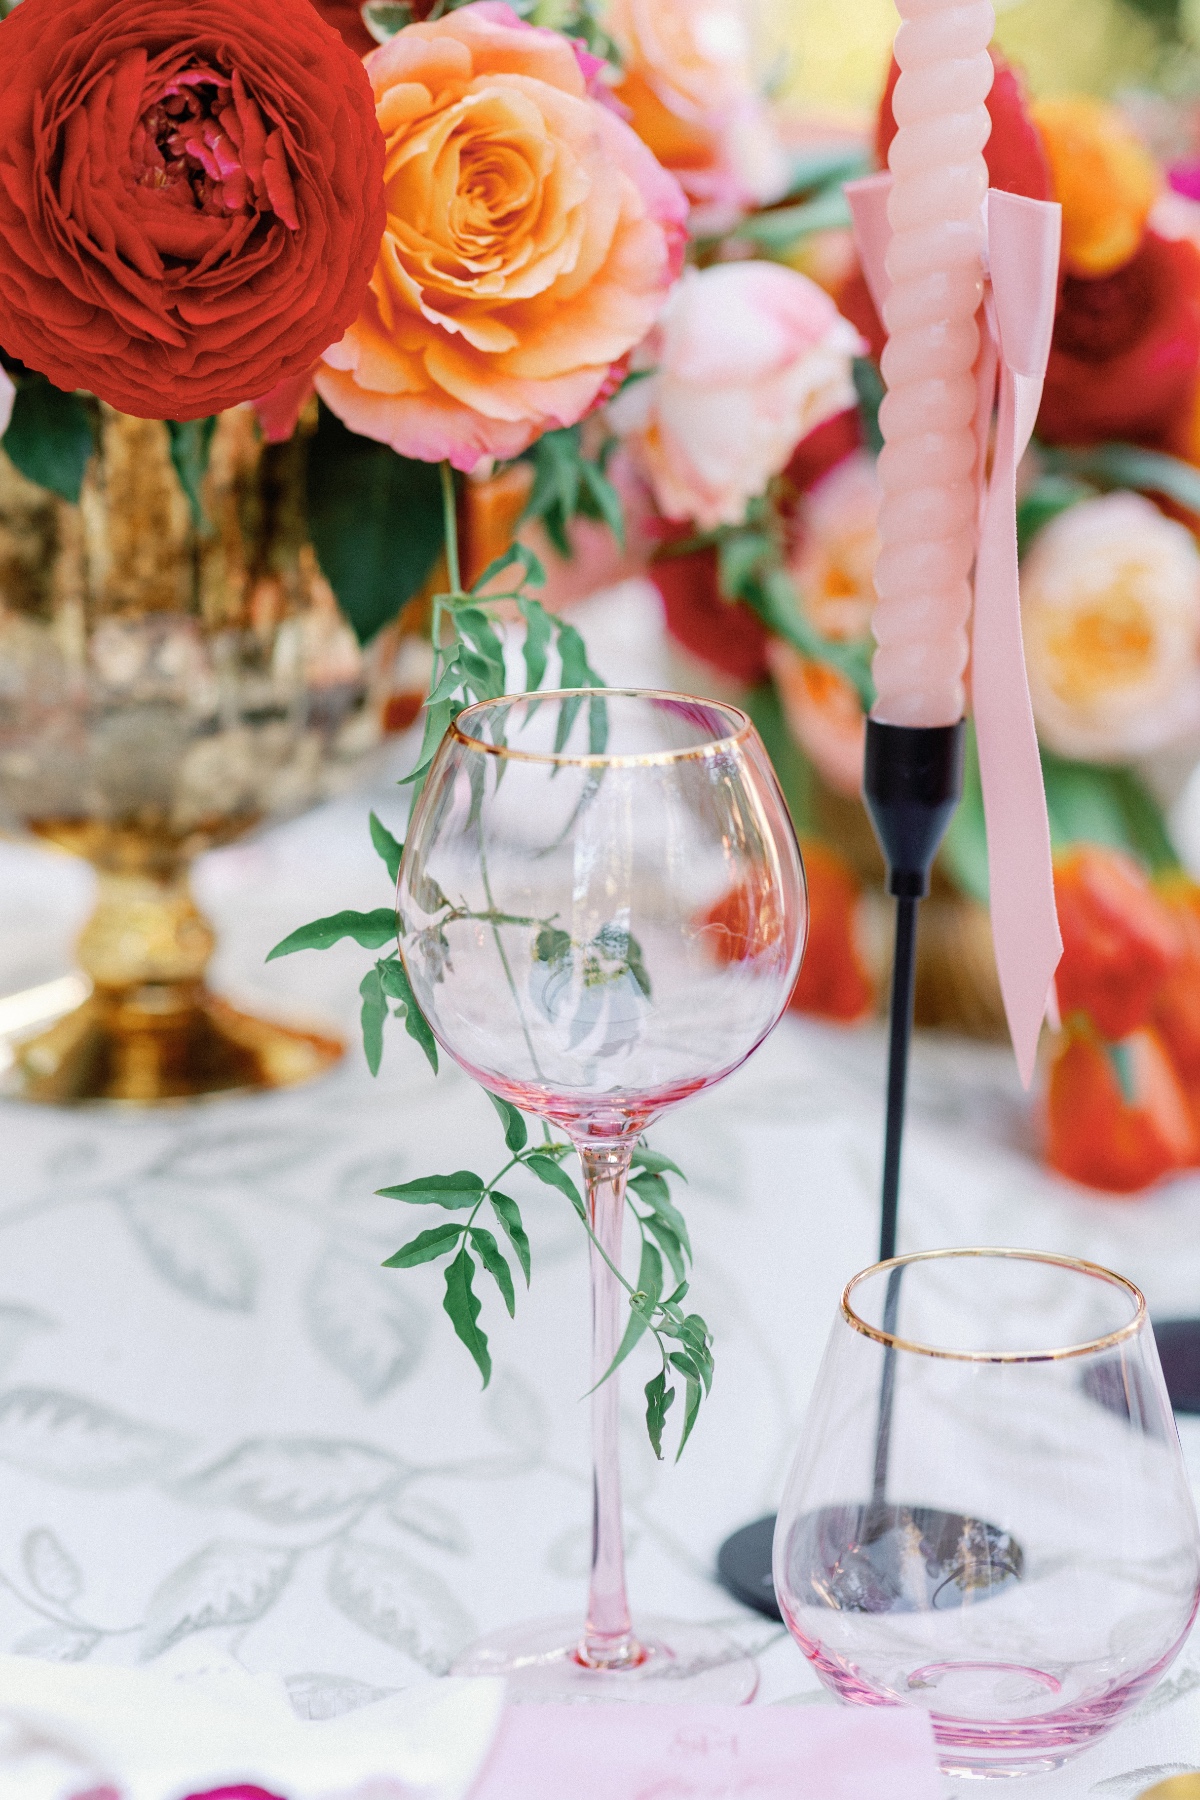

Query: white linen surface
[[1, 585, 1200, 1799], [0, 1652, 503, 1800]]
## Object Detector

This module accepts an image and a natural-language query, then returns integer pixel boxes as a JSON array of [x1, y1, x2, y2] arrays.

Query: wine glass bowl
[[773, 1249, 1200, 1777], [397, 688, 806, 1701], [399, 689, 807, 1140]]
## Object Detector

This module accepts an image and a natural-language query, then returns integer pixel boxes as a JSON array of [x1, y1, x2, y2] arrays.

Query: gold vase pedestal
[[15, 833, 341, 1104], [0, 403, 392, 1104]]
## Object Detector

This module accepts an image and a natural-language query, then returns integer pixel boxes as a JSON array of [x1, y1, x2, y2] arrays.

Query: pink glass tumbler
[[774, 1249, 1200, 1776]]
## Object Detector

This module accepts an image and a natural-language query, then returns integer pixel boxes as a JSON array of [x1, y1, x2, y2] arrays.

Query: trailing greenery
[[269, 479, 712, 1459], [2, 372, 94, 503]]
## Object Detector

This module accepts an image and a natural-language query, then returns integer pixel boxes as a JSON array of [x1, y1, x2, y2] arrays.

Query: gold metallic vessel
[[0, 404, 379, 1102]]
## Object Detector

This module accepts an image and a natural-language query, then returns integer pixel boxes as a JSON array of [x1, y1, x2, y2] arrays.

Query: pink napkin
[[467, 1703, 943, 1800], [847, 174, 1064, 1087]]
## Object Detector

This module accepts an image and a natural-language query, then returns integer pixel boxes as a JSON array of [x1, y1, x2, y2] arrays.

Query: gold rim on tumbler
[[842, 1248, 1147, 1363]]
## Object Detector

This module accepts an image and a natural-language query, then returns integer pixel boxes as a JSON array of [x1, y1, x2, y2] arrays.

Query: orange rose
[[1032, 98, 1159, 278], [315, 3, 687, 472], [608, 0, 788, 229]]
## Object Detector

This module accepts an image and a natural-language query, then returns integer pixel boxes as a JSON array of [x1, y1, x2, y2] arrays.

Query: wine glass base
[[449, 1615, 759, 1704]]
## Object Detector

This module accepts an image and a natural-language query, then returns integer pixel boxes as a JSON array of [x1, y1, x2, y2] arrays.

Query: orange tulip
[[1045, 1021, 1196, 1193], [1054, 846, 1182, 1042], [787, 839, 875, 1024]]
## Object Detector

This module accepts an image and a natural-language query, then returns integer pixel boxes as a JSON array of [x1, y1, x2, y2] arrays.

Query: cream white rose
[[1022, 491, 1200, 761]]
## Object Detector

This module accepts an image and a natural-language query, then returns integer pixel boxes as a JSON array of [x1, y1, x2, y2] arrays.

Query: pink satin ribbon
[[847, 175, 1064, 1088]]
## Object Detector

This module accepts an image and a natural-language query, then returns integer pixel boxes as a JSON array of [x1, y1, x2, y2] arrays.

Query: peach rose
[[314, 3, 687, 473], [608, 0, 789, 230], [608, 261, 864, 531], [1022, 492, 1200, 761]]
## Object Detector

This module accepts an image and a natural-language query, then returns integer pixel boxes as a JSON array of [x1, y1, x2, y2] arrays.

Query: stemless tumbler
[[398, 689, 806, 1700], [774, 1250, 1200, 1778]]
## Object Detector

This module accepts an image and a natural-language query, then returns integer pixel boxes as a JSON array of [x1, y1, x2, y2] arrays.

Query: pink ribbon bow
[[847, 175, 1064, 1087]]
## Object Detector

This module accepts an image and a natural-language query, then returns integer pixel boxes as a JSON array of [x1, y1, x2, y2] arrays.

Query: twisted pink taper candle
[[873, 0, 995, 726]]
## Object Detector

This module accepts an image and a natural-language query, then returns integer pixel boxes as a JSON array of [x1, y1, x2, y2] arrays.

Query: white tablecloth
[[2, 586, 1200, 1798]]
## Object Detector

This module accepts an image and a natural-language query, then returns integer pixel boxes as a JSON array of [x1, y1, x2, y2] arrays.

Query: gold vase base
[[9, 986, 344, 1106]]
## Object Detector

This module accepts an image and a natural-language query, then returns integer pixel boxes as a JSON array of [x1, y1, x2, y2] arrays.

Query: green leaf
[[743, 565, 875, 710], [470, 1226, 516, 1317], [400, 698, 454, 787], [940, 723, 990, 905], [534, 926, 573, 967], [1041, 750, 1180, 875], [377, 956, 439, 1073], [745, 681, 816, 836], [676, 1378, 703, 1461], [1016, 473, 1095, 555], [377, 1170, 485, 1208], [383, 1223, 463, 1268], [578, 460, 625, 546], [3, 377, 93, 502], [266, 908, 397, 961], [594, 1238, 662, 1390], [490, 1192, 532, 1284], [443, 1249, 492, 1386], [1106, 1039, 1138, 1105], [369, 813, 404, 886], [784, 144, 871, 196], [642, 1212, 687, 1288], [1040, 442, 1200, 515], [630, 1146, 687, 1182], [853, 357, 885, 459], [644, 1369, 675, 1461], [359, 967, 387, 1077], [518, 597, 554, 693], [556, 621, 597, 690], [730, 187, 852, 252], [524, 1152, 585, 1219], [425, 655, 466, 707], [306, 401, 444, 645], [166, 418, 217, 529], [629, 1173, 692, 1261], [472, 542, 547, 594], [488, 1093, 528, 1152]]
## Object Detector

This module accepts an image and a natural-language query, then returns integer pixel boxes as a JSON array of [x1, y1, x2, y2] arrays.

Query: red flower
[[0, 0, 384, 419], [1038, 232, 1200, 450], [1053, 846, 1183, 1041], [652, 545, 772, 687], [310, 0, 376, 55]]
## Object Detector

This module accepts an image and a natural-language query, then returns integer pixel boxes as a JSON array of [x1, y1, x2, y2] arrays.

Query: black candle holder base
[[1152, 1319, 1200, 1413], [716, 1515, 782, 1621]]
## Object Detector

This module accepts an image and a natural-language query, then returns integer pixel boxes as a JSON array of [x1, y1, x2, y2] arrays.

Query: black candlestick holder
[[717, 719, 967, 1619]]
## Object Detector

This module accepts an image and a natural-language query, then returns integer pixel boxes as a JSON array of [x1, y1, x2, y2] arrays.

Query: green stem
[[441, 460, 463, 598]]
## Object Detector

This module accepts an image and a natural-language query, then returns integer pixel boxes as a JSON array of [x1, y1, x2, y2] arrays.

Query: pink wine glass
[[397, 689, 807, 1701], [774, 1249, 1200, 1777]]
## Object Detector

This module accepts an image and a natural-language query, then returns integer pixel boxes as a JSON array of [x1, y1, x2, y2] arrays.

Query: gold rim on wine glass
[[841, 1247, 1147, 1364], [448, 688, 756, 768]]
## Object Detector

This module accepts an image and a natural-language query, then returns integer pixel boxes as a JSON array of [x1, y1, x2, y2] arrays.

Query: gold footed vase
[[1, 402, 391, 1104], [16, 842, 341, 1104]]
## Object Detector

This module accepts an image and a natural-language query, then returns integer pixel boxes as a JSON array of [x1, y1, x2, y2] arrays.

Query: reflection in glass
[[774, 1249, 1200, 1777]]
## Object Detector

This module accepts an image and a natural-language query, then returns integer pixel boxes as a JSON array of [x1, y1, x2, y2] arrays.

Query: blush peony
[[607, 0, 789, 229], [315, 3, 688, 473], [1021, 493, 1200, 762], [0, 0, 385, 420], [608, 262, 864, 531]]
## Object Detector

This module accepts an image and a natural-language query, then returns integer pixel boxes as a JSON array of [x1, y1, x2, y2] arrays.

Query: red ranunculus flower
[[310, 0, 377, 56], [1038, 232, 1200, 450], [0, 0, 385, 419]]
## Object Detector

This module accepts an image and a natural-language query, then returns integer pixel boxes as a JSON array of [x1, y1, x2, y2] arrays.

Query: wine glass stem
[[578, 1141, 644, 1671]]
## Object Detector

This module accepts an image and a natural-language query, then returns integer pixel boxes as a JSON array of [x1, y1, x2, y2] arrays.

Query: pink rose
[[609, 262, 865, 530], [315, 4, 687, 473]]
